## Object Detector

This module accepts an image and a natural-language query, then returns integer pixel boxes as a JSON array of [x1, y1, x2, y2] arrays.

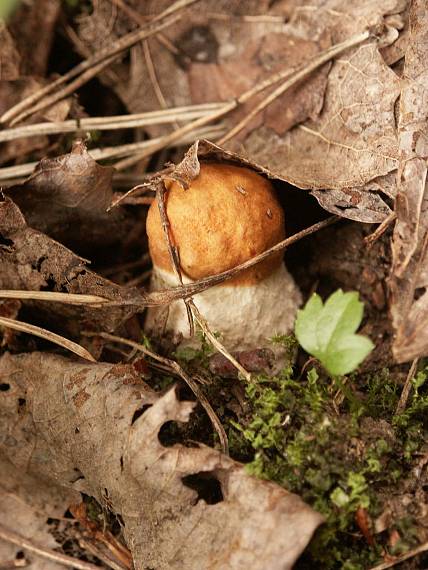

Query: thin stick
[[111, 0, 184, 60], [85, 332, 228, 453], [0, 124, 224, 181], [144, 217, 339, 307], [0, 103, 224, 143], [114, 102, 234, 170], [154, 180, 251, 380], [364, 211, 397, 246], [395, 358, 419, 415], [188, 300, 251, 382], [156, 180, 195, 336], [143, 38, 170, 111], [368, 540, 428, 570], [0, 290, 110, 306], [1, 0, 200, 126], [115, 30, 371, 170], [0, 317, 96, 362], [77, 539, 128, 570], [0, 523, 101, 570], [218, 30, 370, 144]]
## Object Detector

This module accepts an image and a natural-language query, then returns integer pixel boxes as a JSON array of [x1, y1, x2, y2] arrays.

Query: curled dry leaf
[[5, 140, 132, 254], [389, 0, 428, 362], [0, 352, 323, 570]]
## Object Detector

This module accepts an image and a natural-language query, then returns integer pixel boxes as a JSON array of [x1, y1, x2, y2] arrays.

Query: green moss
[[227, 354, 428, 569]]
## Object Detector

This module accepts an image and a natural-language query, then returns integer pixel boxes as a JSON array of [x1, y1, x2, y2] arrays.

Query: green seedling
[[295, 289, 374, 376]]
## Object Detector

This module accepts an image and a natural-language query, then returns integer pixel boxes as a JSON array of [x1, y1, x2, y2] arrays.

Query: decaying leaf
[[389, 0, 428, 362], [240, 40, 400, 190], [0, 352, 324, 570], [0, 456, 75, 570], [72, 0, 406, 224], [5, 140, 132, 254], [0, 196, 141, 338], [76, 0, 330, 141]]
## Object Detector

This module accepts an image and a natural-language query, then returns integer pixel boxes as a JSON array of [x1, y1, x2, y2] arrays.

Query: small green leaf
[[295, 289, 374, 376], [330, 487, 350, 508]]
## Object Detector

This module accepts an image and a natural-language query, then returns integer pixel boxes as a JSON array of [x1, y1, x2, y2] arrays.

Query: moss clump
[[227, 344, 428, 569]]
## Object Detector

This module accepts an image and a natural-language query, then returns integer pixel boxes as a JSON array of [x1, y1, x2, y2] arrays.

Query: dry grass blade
[[0, 290, 110, 306], [1, 0, 200, 126], [188, 300, 251, 382], [0, 124, 224, 182], [0, 317, 96, 362], [395, 358, 419, 415], [85, 332, 228, 453], [0, 523, 101, 570], [0, 103, 224, 143]]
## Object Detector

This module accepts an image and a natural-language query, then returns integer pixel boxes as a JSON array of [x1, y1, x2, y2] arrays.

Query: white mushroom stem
[[145, 263, 302, 351]]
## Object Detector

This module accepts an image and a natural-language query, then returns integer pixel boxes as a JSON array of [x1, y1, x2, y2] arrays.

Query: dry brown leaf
[[240, 40, 400, 191], [0, 455, 76, 570], [389, 0, 428, 362], [312, 187, 392, 223], [5, 140, 131, 255], [0, 23, 20, 80], [0, 352, 324, 570], [73, 0, 405, 224], [75, 0, 330, 140], [7, 0, 61, 77], [0, 197, 142, 339]]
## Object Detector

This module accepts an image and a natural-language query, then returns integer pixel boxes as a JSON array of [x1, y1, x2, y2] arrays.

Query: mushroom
[[145, 162, 301, 352]]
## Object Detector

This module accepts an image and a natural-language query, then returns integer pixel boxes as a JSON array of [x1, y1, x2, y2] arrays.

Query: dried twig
[[0, 290, 110, 306], [1, 0, 200, 126], [77, 538, 129, 570], [0, 124, 224, 182], [395, 358, 419, 415], [0, 317, 96, 362], [368, 540, 428, 570], [188, 300, 251, 382], [0, 523, 101, 570], [144, 217, 339, 307], [155, 180, 195, 336], [85, 332, 229, 453], [364, 211, 397, 246], [0, 103, 224, 143], [155, 181, 253, 380]]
